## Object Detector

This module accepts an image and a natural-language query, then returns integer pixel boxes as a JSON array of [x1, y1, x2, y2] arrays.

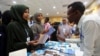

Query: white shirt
[[78, 13, 100, 56], [58, 23, 71, 42]]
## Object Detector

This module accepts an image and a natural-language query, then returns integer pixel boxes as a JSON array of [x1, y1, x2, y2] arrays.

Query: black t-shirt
[[0, 24, 7, 56]]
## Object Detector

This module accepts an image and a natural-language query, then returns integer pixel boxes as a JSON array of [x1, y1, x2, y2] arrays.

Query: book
[[46, 26, 55, 35], [38, 34, 48, 44], [9, 48, 27, 56]]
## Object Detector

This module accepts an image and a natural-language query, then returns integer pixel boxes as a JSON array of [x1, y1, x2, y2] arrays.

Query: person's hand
[[57, 36, 65, 42], [41, 29, 49, 34], [28, 41, 38, 46], [60, 38, 66, 42], [32, 42, 38, 46], [64, 33, 69, 37]]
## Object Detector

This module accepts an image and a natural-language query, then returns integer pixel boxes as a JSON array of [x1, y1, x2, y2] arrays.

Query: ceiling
[[0, 0, 96, 17]]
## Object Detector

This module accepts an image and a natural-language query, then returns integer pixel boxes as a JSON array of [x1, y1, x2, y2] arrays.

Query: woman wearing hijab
[[2, 10, 13, 26], [31, 13, 44, 40], [7, 5, 35, 54], [0, 10, 13, 56], [31, 13, 48, 50]]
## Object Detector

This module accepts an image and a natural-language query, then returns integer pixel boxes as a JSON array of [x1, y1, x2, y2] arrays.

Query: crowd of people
[[1, 1, 100, 56]]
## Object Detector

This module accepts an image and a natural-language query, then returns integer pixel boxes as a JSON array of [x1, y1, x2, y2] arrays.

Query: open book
[[38, 34, 48, 44], [37, 27, 55, 44]]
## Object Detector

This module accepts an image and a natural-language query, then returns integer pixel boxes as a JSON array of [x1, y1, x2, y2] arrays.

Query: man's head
[[62, 18, 68, 24], [67, 1, 85, 24]]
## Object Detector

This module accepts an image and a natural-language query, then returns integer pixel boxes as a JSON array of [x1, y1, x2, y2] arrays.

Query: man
[[57, 18, 71, 42], [67, 1, 100, 56]]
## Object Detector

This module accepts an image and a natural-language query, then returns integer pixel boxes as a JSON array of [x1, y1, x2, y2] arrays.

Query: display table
[[28, 41, 83, 56]]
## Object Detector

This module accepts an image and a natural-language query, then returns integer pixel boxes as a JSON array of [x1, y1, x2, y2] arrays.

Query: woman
[[31, 13, 47, 50], [44, 17, 56, 41], [2, 10, 13, 26], [44, 17, 51, 34], [0, 10, 12, 56], [31, 13, 44, 40], [7, 5, 35, 54]]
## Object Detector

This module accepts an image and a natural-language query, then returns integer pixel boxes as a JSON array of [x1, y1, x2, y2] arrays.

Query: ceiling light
[[39, 8, 42, 11], [13, 1, 17, 4], [46, 13, 49, 15], [53, 6, 56, 9], [57, 12, 59, 14], [84, 2, 88, 5]]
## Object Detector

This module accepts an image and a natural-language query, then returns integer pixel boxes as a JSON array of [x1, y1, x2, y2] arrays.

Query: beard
[[67, 17, 79, 24]]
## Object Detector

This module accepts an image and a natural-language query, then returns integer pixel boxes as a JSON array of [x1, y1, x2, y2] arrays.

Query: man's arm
[[83, 20, 98, 56]]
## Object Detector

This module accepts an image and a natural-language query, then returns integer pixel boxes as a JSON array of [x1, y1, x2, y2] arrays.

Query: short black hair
[[45, 17, 49, 22], [68, 1, 85, 14], [2, 10, 12, 25]]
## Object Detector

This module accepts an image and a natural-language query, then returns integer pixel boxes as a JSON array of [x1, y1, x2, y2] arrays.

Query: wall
[[49, 16, 62, 24]]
